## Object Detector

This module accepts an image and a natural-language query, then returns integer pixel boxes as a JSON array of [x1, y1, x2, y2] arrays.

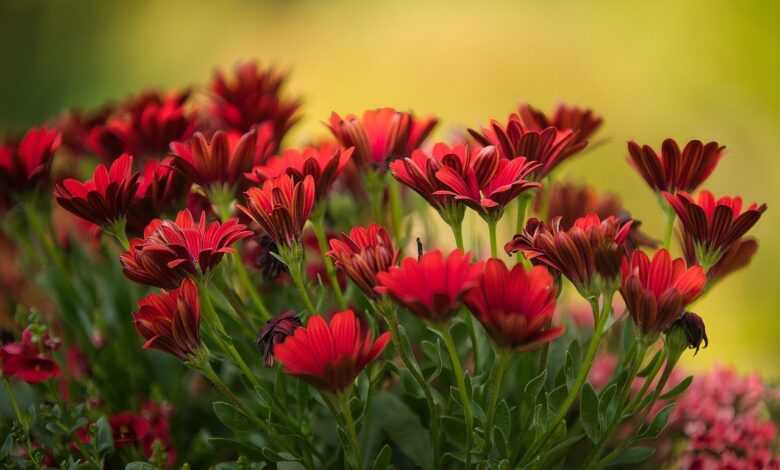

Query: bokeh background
[[1, 0, 778, 374]]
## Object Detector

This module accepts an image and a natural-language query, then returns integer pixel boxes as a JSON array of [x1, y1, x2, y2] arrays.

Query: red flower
[[517, 103, 603, 150], [465, 259, 562, 350], [620, 249, 706, 334], [246, 144, 353, 199], [133, 279, 202, 361], [627, 139, 725, 193], [328, 224, 399, 299], [274, 309, 390, 392], [127, 157, 190, 234], [238, 174, 316, 247], [705, 237, 758, 284], [54, 153, 140, 227], [120, 209, 252, 288], [327, 107, 437, 168], [0, 328, 61, 384], [87, 90, 196, 160], [506, 214, 633, 296], [375, 249, 482, 322], [664, 190, 767, 268], [171, 129, 258, 189], [55, 105, 113, 155], [109, 412, 151, 449], [432, 145, 541, 222], [0, 127, 61, 207], [257, 311, 302, 366], [209, 61, 301, 137], [468, 114, 580, 179], [140, 401, 176, 466]]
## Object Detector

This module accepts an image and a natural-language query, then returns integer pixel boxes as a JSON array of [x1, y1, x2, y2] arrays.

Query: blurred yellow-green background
[[1, 0, 778, 374]]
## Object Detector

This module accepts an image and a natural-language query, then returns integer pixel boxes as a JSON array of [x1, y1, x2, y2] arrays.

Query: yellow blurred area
[[2, 0, 778, 374]]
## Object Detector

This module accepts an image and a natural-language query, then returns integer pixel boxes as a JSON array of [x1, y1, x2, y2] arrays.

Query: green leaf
[[213, 401, 254, 433], [659, 376, 693, 400], [580, 383, 600, 442], [370, 444, 393, 470], [645, 404, 674, 438], [124, 463, 158, 470], [637, 350, 663, 377], [371, 392, 433, 470], [494, 399, 512, 440], [95, 416, 114, 456], [0, 434, 13, 458], [598, 384, 619, 428], [608, 446, 655, 466]]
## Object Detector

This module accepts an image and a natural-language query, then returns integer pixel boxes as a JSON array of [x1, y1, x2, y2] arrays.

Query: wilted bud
[[669, 312, 708, 355], [257, 311, 302, 366]]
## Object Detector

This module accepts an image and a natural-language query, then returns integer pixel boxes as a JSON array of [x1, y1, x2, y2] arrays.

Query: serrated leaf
[[608, 446, 655, 466], [213, 401, 254, 433], [371, 444, 393, 470], [95, 416, 114, 456], [659, 376, 693, 400], [580, 383, 600, 442]]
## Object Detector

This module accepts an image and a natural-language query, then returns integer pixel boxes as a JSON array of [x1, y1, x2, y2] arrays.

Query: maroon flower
[[120, 209, 252, 288], [133, 279, 202, 361], [620, 249, 706, 335], [328, 224, 399, 299], [465, 259, 562, 350], [242, 234, 288, 280], [517, 103, 603, 151], [238, 174, 316, 247], [506, 214, 633, 297], [109, 412, 151, 449], [54, 153, 140, 227], [433, 145, 541, 222], [171, 129, 258, 189], [327, 107, 437, 168], [705, 237, 758, 284], [209, 61, 301, 138], [670, 312, 708, 354], [375, 249, 482, 322], [468, 114, 581, 179], [664, 190, 766, 268], [126, 157, 190, 234], [257, 310, 302, 366], [0, 328, 61, 384], [55, 105, 113, 155], [627, 139, 725, 194], [0, 127, 61, 207], [274, 310, 390, 392], [246, 144, 353, 199]]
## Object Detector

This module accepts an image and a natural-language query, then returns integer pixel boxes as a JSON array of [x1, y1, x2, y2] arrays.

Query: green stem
[[438, 324, 474, 469], [22, 198, 68, 273], [312, 208, 347, 309], [3, 378, 43, 470], [515, 192, 532, 235], [484, 349, 512, 459], [232, 252, 271, 322], [279, 243, 317, 316], [487, 219, 498, 258], [340, 393, 362, 470], [451, 220, 465, 251], [291, 265, 317, 315], [388, 176, 404, 245], [662, 205, 676, 250]]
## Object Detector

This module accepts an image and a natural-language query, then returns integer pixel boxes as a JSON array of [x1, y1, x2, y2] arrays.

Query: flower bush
[[0, 60, 773, 469]]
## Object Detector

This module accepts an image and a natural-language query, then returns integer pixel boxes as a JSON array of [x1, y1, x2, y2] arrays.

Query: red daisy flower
[[465, 259, 562, 351], [327, 107, 438, 168], [120, 209, 252, 288], [126, 157, 190, 234], [0, 328, 61, 384], [55, 105, 113, 155], [209, 61, 301, 138], [620, 249, 706, 334], [238, 174, 316, 247], [432, 145, 541, 222], [171, 129, 258, 189], [506, 214, 633, 297], [245, 144, 353, 199], [0, 127, 61, 207], [328, 224, 399, 299], [274, 309, 390, 392], [109, 412, 151, 449], [468, 114, 580, 179], [133, 279, 202, 361], [375, 249, 482, 322], [517, 103, 603, 151], [86, 90, 196, 161], [663, 190, 767, 268], [627, 139, 725, 193], [257, 310, 302, 366], [54, 153, 140, 227]]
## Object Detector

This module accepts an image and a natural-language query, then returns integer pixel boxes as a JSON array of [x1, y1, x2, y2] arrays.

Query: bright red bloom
[[328, 224, 399, 299], [465, 259, 562, 350], [127, 157, 190, 234], [327, 107, 438, 168], [375, 249, 482, 322], [664, 190, 767, 268], [620, 249, 706, 334], [120, 209, 252, 288], [517, 103, 603, 151], [246, 145, 353, 199], [257, 310, 302, 366], [133, 279, 202, 361], [0, 328, 61, 384], [86, 90, 196, 160], [209, 61, 301, 137], [468, 114, 581, 179], [506, 214, 633, 296], [432, 145, 541, 221], [54, 153, 140, 227], [238, 174, 316, 247], [274, 309, 390, 392], [0, 127, 61, 207], [627, 139, 725, 193], [109, 412, 151, 449], [171, 129, 258, 188]]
